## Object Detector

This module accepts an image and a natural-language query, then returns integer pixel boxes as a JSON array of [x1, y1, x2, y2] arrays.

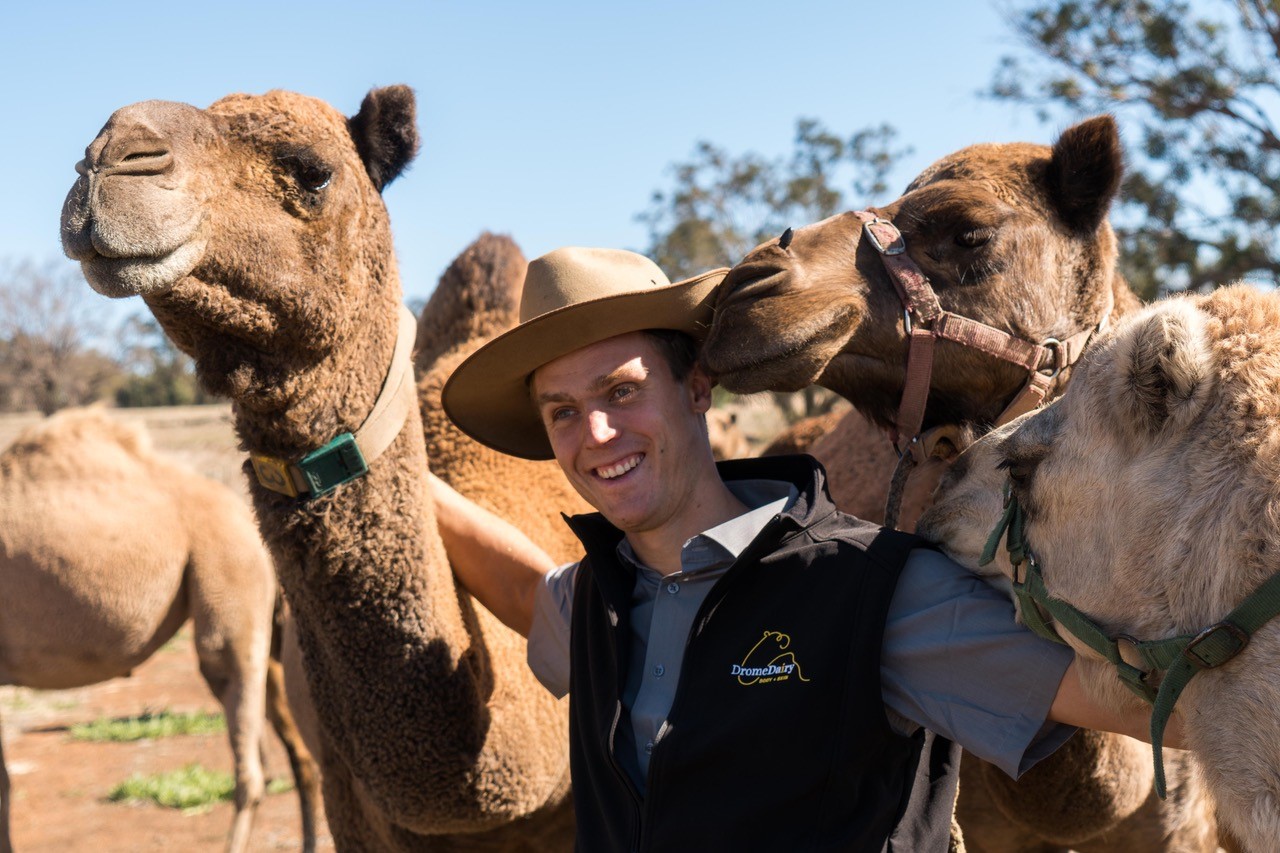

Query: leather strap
[[250, 305, 418, 499]]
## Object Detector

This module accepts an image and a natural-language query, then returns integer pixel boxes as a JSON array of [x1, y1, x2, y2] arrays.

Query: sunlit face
[[531, 332, 714, 534]]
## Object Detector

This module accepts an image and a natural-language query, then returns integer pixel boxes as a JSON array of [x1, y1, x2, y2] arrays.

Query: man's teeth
[[597, 455, 642, 480]]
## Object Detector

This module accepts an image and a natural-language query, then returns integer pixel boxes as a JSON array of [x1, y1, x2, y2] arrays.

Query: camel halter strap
[[982, 481, 1280, 800], [852, 211, 1113, 528], [249, 305, 418, 499]]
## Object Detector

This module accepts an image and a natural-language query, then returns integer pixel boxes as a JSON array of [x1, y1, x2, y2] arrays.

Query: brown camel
[[0, 407, 319, 853], [918, 287, 1279, 850], [700, 116, 1216, 851], [62, 87, 575, 850]]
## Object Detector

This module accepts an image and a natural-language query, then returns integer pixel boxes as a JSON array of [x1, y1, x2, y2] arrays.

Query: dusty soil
[[0, 406, 329, 851], [1, 630, 330, 851]]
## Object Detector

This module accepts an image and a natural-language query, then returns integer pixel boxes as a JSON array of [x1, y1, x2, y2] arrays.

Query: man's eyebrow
[[533, 365, 647, 407]]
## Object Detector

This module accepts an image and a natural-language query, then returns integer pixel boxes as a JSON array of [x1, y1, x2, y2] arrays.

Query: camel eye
[[955, 227, 994, 249], [278, 151, 334, 193], [998, 456, 1037, 488]]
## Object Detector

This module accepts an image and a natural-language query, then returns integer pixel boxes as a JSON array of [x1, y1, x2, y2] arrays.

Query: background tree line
[[0, 260, 214, 415], [642, 0, 1280, 304]]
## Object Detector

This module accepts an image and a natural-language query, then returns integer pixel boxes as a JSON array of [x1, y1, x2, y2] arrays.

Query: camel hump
[[4, 406, 154, 465], [416, 232, 528, 370]]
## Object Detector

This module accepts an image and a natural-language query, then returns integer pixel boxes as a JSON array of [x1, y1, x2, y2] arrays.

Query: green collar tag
[[298, 433, 368, 497]]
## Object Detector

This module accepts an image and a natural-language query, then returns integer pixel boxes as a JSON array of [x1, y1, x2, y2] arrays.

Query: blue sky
[[1, 1, 1066, 308]]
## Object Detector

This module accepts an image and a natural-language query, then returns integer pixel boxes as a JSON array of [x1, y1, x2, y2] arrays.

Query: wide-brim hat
[[442, 247, 728, 460]]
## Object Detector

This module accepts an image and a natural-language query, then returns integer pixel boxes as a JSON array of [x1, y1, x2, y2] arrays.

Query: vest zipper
[[604, 611, 644, 852], [636, 520, 786, 851]]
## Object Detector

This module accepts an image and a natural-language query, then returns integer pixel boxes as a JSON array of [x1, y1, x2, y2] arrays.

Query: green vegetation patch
[[70, 709, 226, 742], [108, 764, 234, 811], [108, 764, 294, 812]]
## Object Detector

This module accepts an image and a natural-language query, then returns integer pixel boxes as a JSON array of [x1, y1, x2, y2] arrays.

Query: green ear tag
[[298, 433, 369, 496]]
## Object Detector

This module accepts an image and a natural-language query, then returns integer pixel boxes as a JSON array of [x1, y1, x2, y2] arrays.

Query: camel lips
[[596, 454, 643, 480]]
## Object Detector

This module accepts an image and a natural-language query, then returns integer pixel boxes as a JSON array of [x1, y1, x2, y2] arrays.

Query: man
[[435, 247, 1176, 852]]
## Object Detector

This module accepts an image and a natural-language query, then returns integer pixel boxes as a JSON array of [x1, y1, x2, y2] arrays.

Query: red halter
[[852, 211, 1113, 527]]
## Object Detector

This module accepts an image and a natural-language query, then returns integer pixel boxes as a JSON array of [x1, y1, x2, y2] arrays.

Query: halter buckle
[[863, 218, 906, 256], [1038, 338, 1064, 378], [1182, 621, 1249, 670]]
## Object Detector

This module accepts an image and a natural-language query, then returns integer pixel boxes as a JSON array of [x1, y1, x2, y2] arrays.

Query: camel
[[917, 285, 1280, 851], [61, 86, 577, 850], [705, 408, 752, 460], [699, 116, 1217, 851], [0, 407, 319, 853]]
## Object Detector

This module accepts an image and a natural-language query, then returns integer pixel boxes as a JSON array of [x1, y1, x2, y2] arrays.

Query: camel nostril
[[97, 124, 175, 177]]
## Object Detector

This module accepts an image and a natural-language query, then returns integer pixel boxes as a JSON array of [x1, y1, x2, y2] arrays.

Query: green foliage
[[108, 764, 235, 811], [113, 315, 217, 408], [639, 119, 912, 281], [991, 0, 1280, 297], [70, 710, 226, 742], [108, 764, 293, 812]]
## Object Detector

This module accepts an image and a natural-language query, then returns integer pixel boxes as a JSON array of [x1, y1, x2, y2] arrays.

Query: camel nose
[[75, 102, 198, 179], [77, 120, 173, 178]]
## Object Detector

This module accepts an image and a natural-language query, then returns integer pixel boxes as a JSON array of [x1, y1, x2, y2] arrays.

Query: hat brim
[[442, 268, 727, 460]]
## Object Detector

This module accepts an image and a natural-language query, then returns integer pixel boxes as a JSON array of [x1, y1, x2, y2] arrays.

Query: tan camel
[[918, 285, 1280, 851], [0, 407, 319, 853], [62, 87, 576, 850], [700, 116, 1217, 851], [705, 408, 752, 460]]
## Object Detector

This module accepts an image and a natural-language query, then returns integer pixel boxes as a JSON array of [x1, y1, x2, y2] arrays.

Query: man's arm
[[1048, 659, 1186, 750], [428, 472, 556, 637]]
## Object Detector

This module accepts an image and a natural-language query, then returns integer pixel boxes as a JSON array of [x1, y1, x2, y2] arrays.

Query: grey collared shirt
[[527, 479, 1074, 792]]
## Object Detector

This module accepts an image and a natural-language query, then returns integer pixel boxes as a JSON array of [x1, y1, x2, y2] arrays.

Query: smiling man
[[436, 247, 1175, 853]]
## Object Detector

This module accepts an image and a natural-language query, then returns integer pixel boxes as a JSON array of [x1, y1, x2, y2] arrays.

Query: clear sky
[[1, 1, 1065, 309]]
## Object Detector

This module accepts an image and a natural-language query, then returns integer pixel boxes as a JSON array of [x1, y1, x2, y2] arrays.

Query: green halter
[[981, 480, 1280, 799]]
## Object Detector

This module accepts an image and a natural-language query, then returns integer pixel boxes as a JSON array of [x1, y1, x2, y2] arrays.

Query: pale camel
[[705, 408, 752, 460], [62, 87, 575, 850], [918, 285, 1280, 851], [0, 407, 319, 853], [701, 116, 1216, 851]]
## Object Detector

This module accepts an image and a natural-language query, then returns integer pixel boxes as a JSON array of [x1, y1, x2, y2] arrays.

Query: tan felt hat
[[442, 246, 728, 460]]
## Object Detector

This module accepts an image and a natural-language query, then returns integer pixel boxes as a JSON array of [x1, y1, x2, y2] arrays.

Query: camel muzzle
[[62, 101, 210, 298]]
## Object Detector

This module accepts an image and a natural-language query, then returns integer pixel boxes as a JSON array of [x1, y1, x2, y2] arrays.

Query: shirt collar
[[617, 478, 798, 576]]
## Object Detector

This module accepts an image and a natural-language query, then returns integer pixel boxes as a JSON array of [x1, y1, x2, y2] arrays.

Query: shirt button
[[653, 664, 665, 677], [645, 740, 654, 753], [666, 582, 680, 595]]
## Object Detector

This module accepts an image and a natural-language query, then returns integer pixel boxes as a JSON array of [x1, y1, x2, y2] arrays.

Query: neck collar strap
[[250, 305, 418, 500], [982, 481, 1280, 800]]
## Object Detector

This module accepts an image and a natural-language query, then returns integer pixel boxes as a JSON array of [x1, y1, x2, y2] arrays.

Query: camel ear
[[349, 85, 420, 191], [1046, 115, 1123, 234], [1107, 301, 1212, 437]]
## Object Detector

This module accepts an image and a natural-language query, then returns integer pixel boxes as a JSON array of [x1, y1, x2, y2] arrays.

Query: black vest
[[565, 455, 960, 853]]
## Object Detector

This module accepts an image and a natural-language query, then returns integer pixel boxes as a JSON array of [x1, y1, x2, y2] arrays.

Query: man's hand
[[429, 472, 557, 637], [1048, 660, 1187, 750]]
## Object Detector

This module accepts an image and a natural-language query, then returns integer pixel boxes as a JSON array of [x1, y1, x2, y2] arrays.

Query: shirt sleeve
[[526, 560, 578, 698], [880, 548, 1077, 779]]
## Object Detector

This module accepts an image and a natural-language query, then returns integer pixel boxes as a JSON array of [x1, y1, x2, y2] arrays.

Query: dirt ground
[[0, 406, 328, 851]]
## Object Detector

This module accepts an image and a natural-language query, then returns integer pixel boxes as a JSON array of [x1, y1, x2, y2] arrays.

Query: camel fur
[[702, 116, 1214, 851], [0, 407, 319, 853], [919, 286, 1280, 852], [62, 87, 574, 850]]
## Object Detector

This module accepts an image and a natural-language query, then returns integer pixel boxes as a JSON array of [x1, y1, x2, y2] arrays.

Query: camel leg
[[0, 710, 12, 853], [266, 651, 320, 853], [193, 625, 267, 853]]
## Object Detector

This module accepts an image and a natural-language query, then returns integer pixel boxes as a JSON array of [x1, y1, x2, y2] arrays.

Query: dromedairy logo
[[732, 630, 811, 686]]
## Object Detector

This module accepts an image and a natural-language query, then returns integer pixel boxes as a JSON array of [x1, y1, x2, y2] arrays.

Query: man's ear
[[687, 365, 714, 415]]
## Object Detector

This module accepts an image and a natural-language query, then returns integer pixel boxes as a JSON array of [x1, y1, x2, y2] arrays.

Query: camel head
[[920, 285, 1280, 705], [702, 115, 1126, 434], [61, 86, 419, 405]]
